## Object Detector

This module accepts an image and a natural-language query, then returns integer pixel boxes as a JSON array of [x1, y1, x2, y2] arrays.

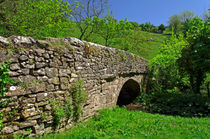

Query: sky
[[109, 0, 209, 26]]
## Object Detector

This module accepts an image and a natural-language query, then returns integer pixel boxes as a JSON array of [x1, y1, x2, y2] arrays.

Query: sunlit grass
[[41, 107, 210, 139]]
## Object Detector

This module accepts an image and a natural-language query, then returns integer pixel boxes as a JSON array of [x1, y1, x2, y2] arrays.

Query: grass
[[68, 23, 168, 61], [137, 32, 168, 60], [41, 107, 210, 139]]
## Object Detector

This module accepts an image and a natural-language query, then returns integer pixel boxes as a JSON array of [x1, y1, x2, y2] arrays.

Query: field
[[41, 107, 210, 139]]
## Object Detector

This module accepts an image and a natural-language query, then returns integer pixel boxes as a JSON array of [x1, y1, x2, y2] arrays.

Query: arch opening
[[117, 79, 140, 106]]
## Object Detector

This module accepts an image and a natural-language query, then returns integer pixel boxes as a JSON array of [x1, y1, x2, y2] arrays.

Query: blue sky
[[109, 0, 209, 26]]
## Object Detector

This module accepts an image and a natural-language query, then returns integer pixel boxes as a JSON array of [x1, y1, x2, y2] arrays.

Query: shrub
[[136, 92, 210, 117], [149, 34, 188, 93], [0, 62, 14, 97], [0, 62, 14, 130], [69, 77, 87, 122]]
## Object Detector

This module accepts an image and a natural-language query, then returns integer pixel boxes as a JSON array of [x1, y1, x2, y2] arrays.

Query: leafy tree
[[92, 16, 118, 46], [130, 21, 140, 31], [68, 0, 109, 40], [168, 14, 181, 35], [180, 10, 194, 23], [158, 24, 165, 33], [1, 0, 72, 39], [178, 17, 210, 94], [150, 34, 188, 93], [203, 9, 210, 23], [140, 22, 156, 32], [0, 0, 19, 36]]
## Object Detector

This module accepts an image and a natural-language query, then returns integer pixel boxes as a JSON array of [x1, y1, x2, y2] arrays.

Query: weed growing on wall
[[50, 100, 66, 127], [0, 112, 3, 130], [0, 62, 14, 97], [50, 78, 86, 128], [69, 77, 87, 122], [51, 97, 73, 127], [0, 61, 14, 130], [117, 51, 127, 61]]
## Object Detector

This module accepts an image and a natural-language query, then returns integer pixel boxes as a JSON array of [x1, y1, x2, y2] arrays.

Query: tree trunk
[[195, 71, 203, 95], [207, 81, 210, 98]]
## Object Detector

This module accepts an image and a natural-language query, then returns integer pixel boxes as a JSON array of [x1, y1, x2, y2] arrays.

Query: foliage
[[69, 77, 87, 121], [0, 0, 166, 61], [2, 0, 72, 39], [13, 128, 32, 139], [150, 34, 188, 92], [91, 15, 119, 46], [180, 10, 194, 23], [135, 92, 210, 117], [168, 10, 195, 35], [0, 112, 3, 131], [50, 98, 73, 127], [0, 62, 13, 97], [41, 107, 210, 139], [50, 101, 66, 127], [168, 14, 181, 35], [158, 24, 165, 33], [0, 62, 13, 132], [117, 51, 127, 61], [140, 22, 158, 33], [178, 17, 210, 94], [69, 0, 109, 40]]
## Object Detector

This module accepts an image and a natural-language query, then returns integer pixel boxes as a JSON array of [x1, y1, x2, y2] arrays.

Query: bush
[[68, 77, 87, 121], [136, 92, 210, 117], [149, 34, 188, 93]]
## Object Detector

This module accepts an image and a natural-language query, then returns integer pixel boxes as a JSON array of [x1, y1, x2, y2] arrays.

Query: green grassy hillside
[[41, 107, 210, 139], [68, 23, 168, 61]]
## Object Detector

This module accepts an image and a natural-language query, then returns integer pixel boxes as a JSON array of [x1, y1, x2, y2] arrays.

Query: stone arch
[[117, 79, 140, 106]]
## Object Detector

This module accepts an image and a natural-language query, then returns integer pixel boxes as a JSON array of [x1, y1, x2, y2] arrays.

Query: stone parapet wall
[[0, 36, 148, 137]]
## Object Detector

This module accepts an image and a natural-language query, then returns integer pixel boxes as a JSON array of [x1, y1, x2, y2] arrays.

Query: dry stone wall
[[0, 36, 148, 137]]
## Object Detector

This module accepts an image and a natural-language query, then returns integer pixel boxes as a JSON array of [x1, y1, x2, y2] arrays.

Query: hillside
[[68, 23, 168, 61]]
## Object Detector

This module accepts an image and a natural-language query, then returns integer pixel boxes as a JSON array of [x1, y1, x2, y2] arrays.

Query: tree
[[150, 34, 188, 92], [178, 17, 210, 94], [158, 24, 165, 33], [92, 15, 118, 46], [68, 0, 109, 40], [203, 9, 210, 23], [168, 14, 181, 35], [180, 10, 194, 23], [140, 22, 157, 33], [1, 0, 72, 39], [0, 0, 19, 36]]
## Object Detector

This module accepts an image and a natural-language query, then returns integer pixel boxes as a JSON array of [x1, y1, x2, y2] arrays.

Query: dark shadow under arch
[[117, 79, 140, 106]]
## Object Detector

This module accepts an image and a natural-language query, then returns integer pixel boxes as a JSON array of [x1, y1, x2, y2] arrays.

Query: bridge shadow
[[117, 79, 140, 107]]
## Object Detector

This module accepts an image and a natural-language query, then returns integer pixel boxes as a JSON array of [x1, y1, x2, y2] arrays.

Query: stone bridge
[[0, 36, 148, 136]]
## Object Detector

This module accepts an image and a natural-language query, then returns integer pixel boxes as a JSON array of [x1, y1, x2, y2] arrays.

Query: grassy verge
[[41, 107, 210, 139]]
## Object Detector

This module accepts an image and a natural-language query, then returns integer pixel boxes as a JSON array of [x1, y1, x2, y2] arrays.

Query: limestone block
[[21, 107, 39, 119], [45, 68, 58, 77], [35, 63, 46, 69], [18, 120, 37, 129], [0, 36, 9, 46], [36, 93, 48, 102], [59, 69, 71, 77], [10, 36, 35, 46], [19, 55, 28, 61], [31, 82, 46, 93], [10, 63, 20, 71], [1, 126, 14, 134], [5, 87, 29, 97]]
